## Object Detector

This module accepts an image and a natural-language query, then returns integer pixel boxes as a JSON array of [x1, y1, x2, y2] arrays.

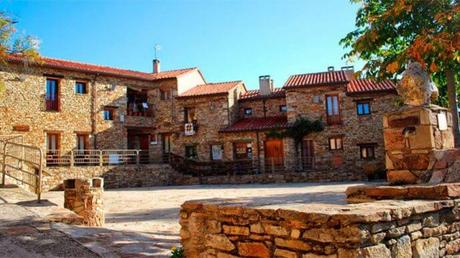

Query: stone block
[[273, 248, 297, 258], [238, 242, 270, 258], [205, 234, 235, 251], [359, 244, 391, 258], [412, 237, 439, 258], [387, 170, 418, 185], [223, 225, 249, 236], [275, 238, 311, 251], [390, 235, 412, 258], [250, 223, 264, 234], [263, 224, 289, 237]]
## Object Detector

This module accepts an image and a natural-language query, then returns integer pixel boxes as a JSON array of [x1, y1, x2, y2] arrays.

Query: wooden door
[[264, 139, 284, 166], [302, 140, 315, 169]]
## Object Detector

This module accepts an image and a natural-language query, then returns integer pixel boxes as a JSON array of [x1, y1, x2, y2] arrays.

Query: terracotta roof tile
[[347, 79, 397, 94], [178, 81, 242, 98], [239, 88, 285, 101], [283, 70, 352, 88], [220, 116, 288, 133], [6, 55, 196, 82]]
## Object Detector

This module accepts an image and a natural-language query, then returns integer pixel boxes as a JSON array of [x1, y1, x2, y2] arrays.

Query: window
[[45, 78, 59, 111], [210, 144, 223, 160], [75, 81, 87, 94], [326, 94, 340, 125], [185, 145, 198, 159], [279, 105, 287, 112], [313, 95, 321, 103], [360, 144, 376, 160], [357, 101, 371, 116], [76, 134, 89, 151], [160, 89, 170, 100], [244, 108, 253, 116], [184, 107, 197, 123], [46, 133, 60, 152], [329, 136, 343, 150], [103, 107, 114, 121]]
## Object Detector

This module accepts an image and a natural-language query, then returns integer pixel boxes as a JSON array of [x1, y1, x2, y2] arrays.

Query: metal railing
[[45, 149, 161, 167], [0, 140, 43, 202]]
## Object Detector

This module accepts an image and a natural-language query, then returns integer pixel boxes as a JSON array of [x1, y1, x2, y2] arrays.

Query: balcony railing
[[127, 103, 153, 117], [45, 99, 59, 111], [45, 149, 161, 167], [326, 115, 341, 125]]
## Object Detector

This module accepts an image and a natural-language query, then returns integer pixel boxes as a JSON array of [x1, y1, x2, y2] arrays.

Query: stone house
[[0, 55, 205, 165], [0, 55, 398, 182]]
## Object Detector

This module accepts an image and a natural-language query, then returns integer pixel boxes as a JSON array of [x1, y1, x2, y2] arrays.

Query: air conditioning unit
[[184, 123, 195, 136]]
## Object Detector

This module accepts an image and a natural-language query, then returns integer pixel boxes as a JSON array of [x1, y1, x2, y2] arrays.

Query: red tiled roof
[[178, 81, 243, 98], [220, 116, 288, 133], [6, 55, 197, 82], [283, 70, 352, 88], [347, 79, 397, 94], [239, 88, 285, 101]]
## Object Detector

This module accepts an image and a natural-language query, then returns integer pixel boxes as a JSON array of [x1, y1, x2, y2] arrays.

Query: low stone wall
[[42, 166, 366, 192], [175, 171, 366, 186], [180, 199, 460, 257], [42, 164, 175, 191]]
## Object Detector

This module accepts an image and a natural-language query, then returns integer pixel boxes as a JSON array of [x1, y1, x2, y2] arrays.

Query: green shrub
[[170, 246, 184, 258]]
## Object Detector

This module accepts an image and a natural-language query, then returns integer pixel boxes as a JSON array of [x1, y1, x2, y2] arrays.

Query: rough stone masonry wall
[[42, 164, 175, 191], [180, 199, 460, 258], [285, 85, 399, 179]]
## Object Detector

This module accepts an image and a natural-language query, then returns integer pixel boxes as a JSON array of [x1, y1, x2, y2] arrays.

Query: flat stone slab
[[346, 183, 460, 203]]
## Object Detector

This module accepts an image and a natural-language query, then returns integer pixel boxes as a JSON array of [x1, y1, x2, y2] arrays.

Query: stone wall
[[239, 97, 286, 118], [285, 86, 399, 179], [0, 63, 158, 153], [42, 164, 175, 191], [180, 199, 460, 257]]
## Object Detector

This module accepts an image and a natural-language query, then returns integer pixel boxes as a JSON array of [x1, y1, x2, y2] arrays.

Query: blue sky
[[2, 0, 361, 89]]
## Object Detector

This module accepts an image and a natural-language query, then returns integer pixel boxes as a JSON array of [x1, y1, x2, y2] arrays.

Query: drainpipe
[[90, 74, 98, 148], [256, 131, 261, 174]]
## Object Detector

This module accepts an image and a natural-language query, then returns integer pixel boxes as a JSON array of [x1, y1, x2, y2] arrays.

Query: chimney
[[153, 59, 160, 73], [341, 65, 355, 79], [327, 66, 335, 72], [259, 75, 273, 95]]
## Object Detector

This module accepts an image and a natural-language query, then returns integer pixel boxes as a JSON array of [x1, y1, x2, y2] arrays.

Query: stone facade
[[180, 199, 460, 257], [383, 105, 456, 184]]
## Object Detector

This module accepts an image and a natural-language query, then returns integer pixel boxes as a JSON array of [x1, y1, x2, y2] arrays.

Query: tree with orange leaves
[[341, 0, 460, 147]]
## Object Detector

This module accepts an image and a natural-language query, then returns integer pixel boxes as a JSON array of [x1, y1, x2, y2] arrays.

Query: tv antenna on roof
[[154, 44, 161, 59]]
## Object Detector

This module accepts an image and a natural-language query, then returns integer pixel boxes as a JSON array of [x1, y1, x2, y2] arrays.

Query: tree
[[0, 12, 39, 62], [340, 0, 460, 146]]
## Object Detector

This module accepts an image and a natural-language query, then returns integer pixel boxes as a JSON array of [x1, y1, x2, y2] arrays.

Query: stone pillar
[[64, 177, 104, 227], [383, 105, 455, 184]]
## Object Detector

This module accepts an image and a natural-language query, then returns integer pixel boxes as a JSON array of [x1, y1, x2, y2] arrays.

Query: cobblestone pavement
[[0, 187, 98, 258], [42, 182, 372, 257]]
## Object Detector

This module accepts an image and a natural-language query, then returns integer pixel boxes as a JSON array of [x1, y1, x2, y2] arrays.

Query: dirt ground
[[42, 182, 369, 256]]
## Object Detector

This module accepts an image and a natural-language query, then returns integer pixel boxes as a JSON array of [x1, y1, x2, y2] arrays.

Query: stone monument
[[384, 62, 458, 185]]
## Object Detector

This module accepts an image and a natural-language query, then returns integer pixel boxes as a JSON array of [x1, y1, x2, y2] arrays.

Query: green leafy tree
[[340, 0, 460, 146], [0, 12, 39, 62]]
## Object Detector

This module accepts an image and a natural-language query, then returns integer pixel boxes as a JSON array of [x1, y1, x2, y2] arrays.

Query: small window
[[185, 145, 198, 159], [210, 144, 223, 160], [313, 95, 321, 103], [329, 136, 343, 150], [244, 108, 253, 116], [75, 82, 87, 94], [357, 101, 371, 116], [160, 89, 170, 100], [360, 144, 375, 160], [103, 107, 114, 121], [279, 105, 287, 112]]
